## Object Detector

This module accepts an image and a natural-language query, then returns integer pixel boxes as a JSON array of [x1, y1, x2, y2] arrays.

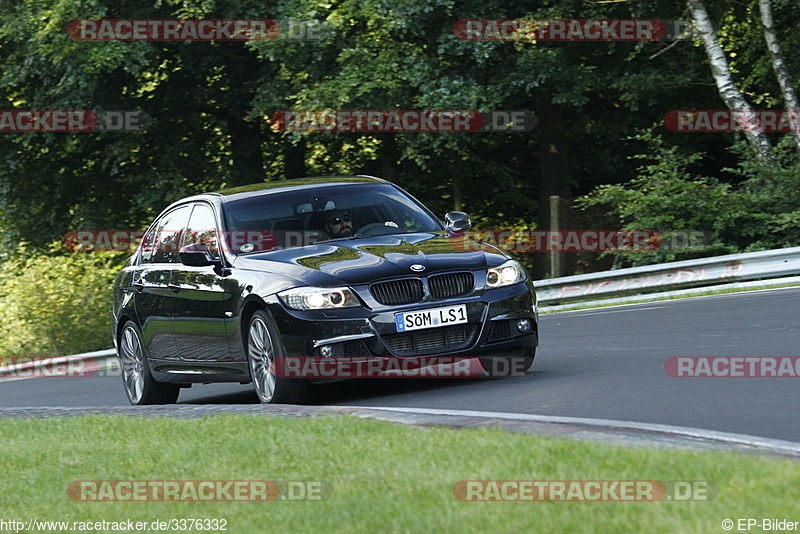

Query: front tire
[[247, 310, 310, 404], [118, 321, 180, 405]]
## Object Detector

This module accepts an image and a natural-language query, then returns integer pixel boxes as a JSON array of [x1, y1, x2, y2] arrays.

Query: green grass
[[0, 415, 798, 533]]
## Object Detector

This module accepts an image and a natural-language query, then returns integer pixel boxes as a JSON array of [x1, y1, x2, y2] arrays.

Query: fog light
[[516, 318, 532, 333], [319, 344, 334, 357]]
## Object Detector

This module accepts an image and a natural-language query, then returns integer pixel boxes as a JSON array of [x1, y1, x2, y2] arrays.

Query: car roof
[[159, 175, 391, 214], [216, 175, 388, 199]]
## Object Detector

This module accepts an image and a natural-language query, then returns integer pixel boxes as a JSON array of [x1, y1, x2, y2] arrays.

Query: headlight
[[485, 260, 527, 289], [278, 287, 360, 310]]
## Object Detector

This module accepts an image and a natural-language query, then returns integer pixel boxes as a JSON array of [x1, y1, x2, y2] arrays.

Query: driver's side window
[[140, 206, 190, 264], [181, 204, 220, 258]]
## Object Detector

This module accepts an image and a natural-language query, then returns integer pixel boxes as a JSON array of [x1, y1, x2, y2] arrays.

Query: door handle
[[168, 284, 182, 293]]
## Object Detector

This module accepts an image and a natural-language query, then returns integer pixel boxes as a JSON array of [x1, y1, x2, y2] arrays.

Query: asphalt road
[[2, 287, 798, 442]]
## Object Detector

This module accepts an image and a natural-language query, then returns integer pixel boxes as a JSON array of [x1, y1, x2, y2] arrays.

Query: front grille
[[429, 272, 474, 299], [487, 319, 513, 342], [371, 278, 424, 305], [382, 324, 478, 356]]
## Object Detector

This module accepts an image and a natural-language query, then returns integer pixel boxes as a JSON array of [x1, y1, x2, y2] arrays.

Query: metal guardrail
[[534, 246, 800, 305], [0, 349, 117, 380]]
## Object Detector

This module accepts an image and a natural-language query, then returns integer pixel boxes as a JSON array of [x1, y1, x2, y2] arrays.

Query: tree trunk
[[759, 0, 800, 153], [535, 92, 572, 279], [452, 159, 463, 212], [226, 114, 264, 186], [284, 138, 307, 179], [687, 0, 772, 159], [378, 133, 399, 182]]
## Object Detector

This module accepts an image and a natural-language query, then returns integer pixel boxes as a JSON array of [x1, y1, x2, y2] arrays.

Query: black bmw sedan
[[112, 176, 538, 404]]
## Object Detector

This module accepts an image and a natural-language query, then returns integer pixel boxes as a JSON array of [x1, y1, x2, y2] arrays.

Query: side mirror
[[444, 211, 472, 232], [179, 244, 221, 267]]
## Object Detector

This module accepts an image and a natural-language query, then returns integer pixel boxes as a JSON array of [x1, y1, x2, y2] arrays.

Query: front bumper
[[267, 280, 538, 364]]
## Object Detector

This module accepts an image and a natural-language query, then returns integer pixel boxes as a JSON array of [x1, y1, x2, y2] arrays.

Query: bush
[[0, 246, 127, 358], [575, 131, 800, 268]]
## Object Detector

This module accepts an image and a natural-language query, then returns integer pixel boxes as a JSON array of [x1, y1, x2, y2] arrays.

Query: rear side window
[[140, 206, 190, 264]]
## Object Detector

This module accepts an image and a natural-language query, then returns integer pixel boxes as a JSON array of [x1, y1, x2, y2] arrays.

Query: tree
[[758, 0, 800, 153], [687, 0, 772, 159], [1, 0, 795, 274]]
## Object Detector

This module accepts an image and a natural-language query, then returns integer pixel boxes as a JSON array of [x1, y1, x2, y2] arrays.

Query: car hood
[[231, 232, 507, 286]]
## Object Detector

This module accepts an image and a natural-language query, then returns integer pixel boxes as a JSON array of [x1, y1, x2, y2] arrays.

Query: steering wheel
[[355, 222, 397, 236]]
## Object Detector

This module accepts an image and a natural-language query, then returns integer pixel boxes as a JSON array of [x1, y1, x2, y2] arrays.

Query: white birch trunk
[[759, 0, 800, 153], [687, 0, 772, 159]]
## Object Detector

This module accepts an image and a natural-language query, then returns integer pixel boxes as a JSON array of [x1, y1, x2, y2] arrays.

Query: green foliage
[[721, 137, 800, 250], [0, 246, 126, 357], [0, 0, 798, 285], [0, 0, 714, 251], [576, 131, 800, 267]]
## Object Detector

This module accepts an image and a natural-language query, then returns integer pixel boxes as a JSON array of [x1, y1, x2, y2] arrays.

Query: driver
[[323, 209, 353, 238]]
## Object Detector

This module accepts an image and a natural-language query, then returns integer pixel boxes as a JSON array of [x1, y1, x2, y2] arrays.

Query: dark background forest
[[1, 0, 798, 354]]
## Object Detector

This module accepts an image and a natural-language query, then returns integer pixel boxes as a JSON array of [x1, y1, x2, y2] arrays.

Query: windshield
[[222, 182, 443, 253]]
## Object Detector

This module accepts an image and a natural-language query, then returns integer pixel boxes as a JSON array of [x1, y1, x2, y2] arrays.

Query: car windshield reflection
[[224, 182, 443, 253]]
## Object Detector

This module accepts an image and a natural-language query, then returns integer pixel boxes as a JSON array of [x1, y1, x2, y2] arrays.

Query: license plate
[[395, 304, 468, 332]]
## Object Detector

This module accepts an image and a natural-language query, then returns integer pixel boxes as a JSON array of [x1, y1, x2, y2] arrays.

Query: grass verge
[[0, 414, 798, 533]]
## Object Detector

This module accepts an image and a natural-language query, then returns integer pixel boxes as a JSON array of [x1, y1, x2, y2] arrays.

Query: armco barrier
[[0, 349, 117, 380], [534, 246, 800, 305]]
